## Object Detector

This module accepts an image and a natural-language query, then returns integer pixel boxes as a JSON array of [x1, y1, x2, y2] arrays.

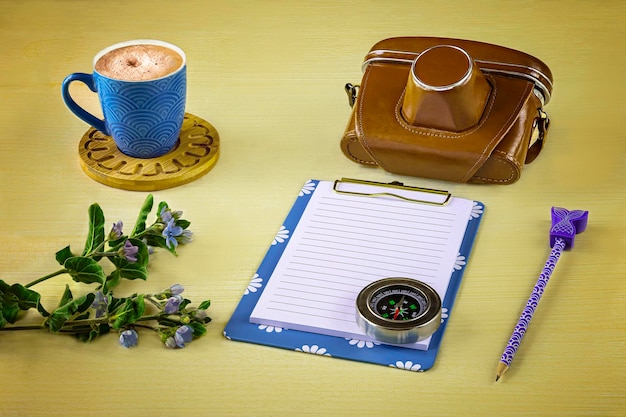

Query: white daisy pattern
[[390, 360, 422, 372], [346, 338, 380, 348], [296, 344, 331, 356], [244, 274, 263, 295], [272, 225, 289, 245], [470, 202, 484, 220], [299, 180, 316, 196], [453, 254, 466, 271], [440, 307, 449, 323], [258, 324, 283, 333]]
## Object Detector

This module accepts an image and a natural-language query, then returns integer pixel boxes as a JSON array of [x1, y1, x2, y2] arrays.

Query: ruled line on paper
[[249, 180, 473, 350]]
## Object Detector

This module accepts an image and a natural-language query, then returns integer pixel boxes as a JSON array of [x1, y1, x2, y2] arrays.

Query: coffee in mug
[[94, 44, 184, 81], [62, 40, 186, 159]]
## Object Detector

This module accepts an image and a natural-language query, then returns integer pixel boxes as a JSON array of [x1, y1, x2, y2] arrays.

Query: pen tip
[[495, 375, 500, 382]]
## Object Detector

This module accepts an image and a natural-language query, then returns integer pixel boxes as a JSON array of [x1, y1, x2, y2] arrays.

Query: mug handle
[[61, 73, 109, 136]]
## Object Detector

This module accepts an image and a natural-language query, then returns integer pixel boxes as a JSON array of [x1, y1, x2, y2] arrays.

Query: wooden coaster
[[78, 113, 219, 191]]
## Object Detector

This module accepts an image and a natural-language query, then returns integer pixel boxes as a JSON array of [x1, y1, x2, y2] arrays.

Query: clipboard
[[223, 179, 484, 371]]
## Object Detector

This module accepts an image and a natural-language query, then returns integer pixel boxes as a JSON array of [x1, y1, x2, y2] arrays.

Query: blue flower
[[164, 294, 183, 314], [170, 284, 184, 295], [119, 329, 138, 348], [90, 291, 108, 318], [162, 218, 183, 249], [109, 220, 123, 239], [160, 207, 174, 223], [160, 207, 183, 224], [174, 325, 194, 348], [120, 240, 139, 262]]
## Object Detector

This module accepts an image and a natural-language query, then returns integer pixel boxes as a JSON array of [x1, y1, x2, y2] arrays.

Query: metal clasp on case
[[344, 83, 360, 107], [530, 108, 550, 148]]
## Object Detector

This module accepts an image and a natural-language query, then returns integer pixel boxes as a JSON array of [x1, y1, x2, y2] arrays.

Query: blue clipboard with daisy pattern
[[224, 179, 484, 372]]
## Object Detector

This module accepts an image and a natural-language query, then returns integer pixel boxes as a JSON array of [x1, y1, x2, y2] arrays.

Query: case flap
[[355, 60, 534, 182], [364, 36, 553, 104]]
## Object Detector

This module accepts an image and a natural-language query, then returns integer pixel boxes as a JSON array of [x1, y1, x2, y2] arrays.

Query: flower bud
[[164, 336, 177, 349], [109, 221, 124, 240], [169, 284, 184, 295], [193, 309, 208, 320], [119, 329, 138, 348], [118, 240, 139, 263]]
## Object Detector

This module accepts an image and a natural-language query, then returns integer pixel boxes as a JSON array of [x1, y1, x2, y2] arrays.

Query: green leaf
[[103, 270, 122, 293], [110, 259, 148, 281], [179, 298, 192, 311], [156, 316, 180, 327], [0, 283, 19, 326], [0, 309, 9, 329], [198, 300, 211, 310], [107, 235, 128, 249], [55, 246, 75, 266], [46, 293, 95, 332], [82, 203, 105, 258], [111, 295, 145, 329], [176, 219, 191, 229], [12, 283, 41, 311], [58, 285, 74, 307], [107, 295, 128, 314], [75, 311, 91, 321], [189, 321, 207, 337], [0, 310, 9, 328], [131, 194, 154, 237], [36, 300, 50, 317], [0, 280, 43, 326], [156, 201, 168, 218], [64, 256, 106, 285], [145, 233, 178, 256]]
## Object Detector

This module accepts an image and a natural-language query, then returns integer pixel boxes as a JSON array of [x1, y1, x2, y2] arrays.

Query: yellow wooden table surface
[[1, 1, 624, 416]]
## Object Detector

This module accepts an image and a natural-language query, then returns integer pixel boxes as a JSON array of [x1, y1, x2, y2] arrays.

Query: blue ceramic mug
[[62, 40, 186, 159]]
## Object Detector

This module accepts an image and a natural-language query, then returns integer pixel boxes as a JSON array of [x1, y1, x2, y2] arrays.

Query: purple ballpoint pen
[[496, 207, 589, 381]]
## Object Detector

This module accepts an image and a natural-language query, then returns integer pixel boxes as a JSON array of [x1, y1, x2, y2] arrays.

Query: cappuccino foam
[[95, 44, 183, 81]]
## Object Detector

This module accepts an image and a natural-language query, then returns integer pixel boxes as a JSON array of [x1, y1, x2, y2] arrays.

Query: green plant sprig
[[0, 195, 210, 349]]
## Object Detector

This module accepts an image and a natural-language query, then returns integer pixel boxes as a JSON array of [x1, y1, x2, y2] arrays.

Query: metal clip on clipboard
[[332, 178, 451, 206]]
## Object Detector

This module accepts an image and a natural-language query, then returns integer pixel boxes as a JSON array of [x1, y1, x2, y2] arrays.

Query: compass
[[356, 277, 442, 344]]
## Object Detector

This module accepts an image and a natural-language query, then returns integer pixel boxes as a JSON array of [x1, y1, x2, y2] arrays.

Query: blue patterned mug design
[[62, 40, 186, 159]]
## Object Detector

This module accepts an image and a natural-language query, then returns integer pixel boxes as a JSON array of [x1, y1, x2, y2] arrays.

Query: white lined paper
[[250, 181, 474, 350]]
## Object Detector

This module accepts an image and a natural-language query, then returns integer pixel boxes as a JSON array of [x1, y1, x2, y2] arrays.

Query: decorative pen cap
[[550, 207, 589, 250]]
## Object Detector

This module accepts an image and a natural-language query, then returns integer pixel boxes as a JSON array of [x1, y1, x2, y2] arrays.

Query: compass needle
[[393, 296, 405, 320]]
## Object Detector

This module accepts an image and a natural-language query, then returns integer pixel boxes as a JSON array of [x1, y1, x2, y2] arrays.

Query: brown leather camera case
[[341, 37, 553, 184]]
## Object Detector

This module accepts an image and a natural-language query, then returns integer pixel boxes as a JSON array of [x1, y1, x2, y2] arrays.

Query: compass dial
[[356, 277, 442, 344], [369, 286, 429, 321]]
